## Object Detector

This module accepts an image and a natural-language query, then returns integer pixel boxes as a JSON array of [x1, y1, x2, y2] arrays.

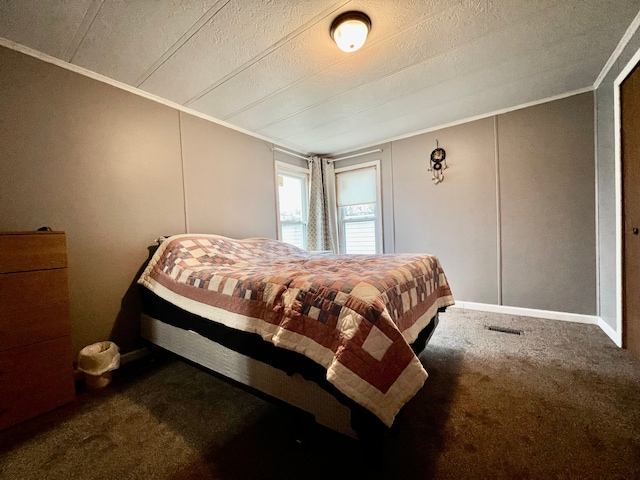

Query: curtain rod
[[329, 148, 382, 162], [272, 147, 308, 160], [272, 146, 383, 162]]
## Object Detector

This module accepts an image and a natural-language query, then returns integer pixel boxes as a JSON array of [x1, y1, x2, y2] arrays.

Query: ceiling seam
[[0, 37, 306, 154], [303, 45, 602, 149], [273, 25, 605, 143], [219, 0, 468, 123], [316, 86, 594, 156], [134, 0, 231, 88], [183, 0, 350, 107], [240, 2, 563, 134], [1, 0, 632, 156], [64, 0, 104, 63], [254, 7, 608, 141]]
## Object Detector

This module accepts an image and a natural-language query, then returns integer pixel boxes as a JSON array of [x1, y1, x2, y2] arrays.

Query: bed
[[137, 233, 454, 438]]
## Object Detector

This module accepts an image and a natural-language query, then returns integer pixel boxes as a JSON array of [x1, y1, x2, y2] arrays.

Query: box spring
[[140, 290, 440, 438]]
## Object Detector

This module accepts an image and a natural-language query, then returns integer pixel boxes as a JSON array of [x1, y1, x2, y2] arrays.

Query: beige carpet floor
[[1, 308, 639, 479]]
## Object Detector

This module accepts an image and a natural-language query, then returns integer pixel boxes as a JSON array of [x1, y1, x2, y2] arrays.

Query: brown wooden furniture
[[0, 231, 75, 430]]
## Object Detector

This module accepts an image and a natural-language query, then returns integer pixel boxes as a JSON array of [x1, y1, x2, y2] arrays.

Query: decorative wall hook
[[428, 140, 448, 185]]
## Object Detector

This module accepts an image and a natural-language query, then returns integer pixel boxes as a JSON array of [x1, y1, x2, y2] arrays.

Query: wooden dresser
[[0, 231, 75, 430]]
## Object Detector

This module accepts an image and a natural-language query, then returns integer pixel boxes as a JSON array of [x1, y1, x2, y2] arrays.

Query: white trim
[[329, 87, 593, 156], [593, 10, 640, 89], [593, 89, 600, 317], [0, 37, 306, 154], [274, 161, 310, 247], [329, 148, 383, 162], [119, 347, 151, 366], [613, 45, 640, 349], [274, 160, 310, 174], [74, 347, 151, 380], [0, 36, 598, 160], [334, 160, 383, 254], [598, 317, 622, 346], [272, 147, 308, 161], [613, 82, 623, 343], [334, 159, 381, 173], [452, 301, 599, 325]]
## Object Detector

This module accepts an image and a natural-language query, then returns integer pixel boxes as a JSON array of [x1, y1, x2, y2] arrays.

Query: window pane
[[281, 223, 305, 249], [342, 203, 375, 219], [276, 165, 309, 250], [278, 175, 303, 222], [344, 221, 376, 254]]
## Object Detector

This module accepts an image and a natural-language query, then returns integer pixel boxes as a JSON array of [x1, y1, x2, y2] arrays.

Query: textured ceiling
[[1, 1, 639, 155]]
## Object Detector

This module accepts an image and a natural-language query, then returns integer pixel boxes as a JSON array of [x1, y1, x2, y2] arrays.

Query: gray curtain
[[307, 156, 338, 252]]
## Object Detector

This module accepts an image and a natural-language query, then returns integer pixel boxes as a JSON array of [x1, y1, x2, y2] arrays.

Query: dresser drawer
[[0, 269, 69, 313], [0, 301, 71, 352], [0, 336, 75, 430], [0, 232, 67, 274]]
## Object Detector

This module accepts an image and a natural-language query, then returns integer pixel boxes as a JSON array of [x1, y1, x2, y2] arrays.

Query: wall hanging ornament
[[428, 140, 447, 185]]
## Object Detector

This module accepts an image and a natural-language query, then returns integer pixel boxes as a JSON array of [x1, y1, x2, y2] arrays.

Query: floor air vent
[[485, 325, 523, 335]]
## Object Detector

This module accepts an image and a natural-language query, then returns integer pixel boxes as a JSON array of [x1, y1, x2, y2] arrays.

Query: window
[[335, 161, 382, 254], [275, 162, 309, 250]]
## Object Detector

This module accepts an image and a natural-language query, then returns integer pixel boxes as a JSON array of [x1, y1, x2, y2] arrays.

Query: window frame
[[334, 160, 383, 254], [275, 160, 310, 250]]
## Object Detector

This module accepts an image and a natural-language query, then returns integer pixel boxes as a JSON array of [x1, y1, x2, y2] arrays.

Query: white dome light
[[330, 12, 371, 53]]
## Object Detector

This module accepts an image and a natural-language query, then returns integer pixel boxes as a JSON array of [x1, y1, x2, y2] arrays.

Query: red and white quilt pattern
[[138, 234, 454, 426]]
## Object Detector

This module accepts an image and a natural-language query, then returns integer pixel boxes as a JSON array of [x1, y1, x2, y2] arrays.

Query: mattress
[[137, 233, 455, 427]]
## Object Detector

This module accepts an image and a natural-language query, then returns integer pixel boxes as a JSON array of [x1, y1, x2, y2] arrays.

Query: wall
[[0, 42, 602, 357], [595, 30, 640, 335], [180, 112, 277, 238], [0, 46, 279, 353], [498, 95, 595, 314], [386, 93, 596, 314], [318, 93, 596, 315], [392, 117, 499, 305]]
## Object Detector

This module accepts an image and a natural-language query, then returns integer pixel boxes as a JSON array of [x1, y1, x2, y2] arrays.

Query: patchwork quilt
[[138, 234, 454, 427]]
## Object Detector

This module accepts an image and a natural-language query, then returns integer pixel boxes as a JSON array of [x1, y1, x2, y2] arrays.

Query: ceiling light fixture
[[330, 11, 371, 53]]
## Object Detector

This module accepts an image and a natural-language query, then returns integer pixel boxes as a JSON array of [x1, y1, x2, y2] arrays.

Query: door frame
[[614, 47, 640, 347]]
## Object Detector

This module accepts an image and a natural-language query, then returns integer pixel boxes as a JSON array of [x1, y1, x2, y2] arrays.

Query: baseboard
[[119, 347, 152, 366], [74, 347, 152, 382], [451, 301, 599, 325], [597, 317, 623, 347], [449, 301, 626, 347]]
